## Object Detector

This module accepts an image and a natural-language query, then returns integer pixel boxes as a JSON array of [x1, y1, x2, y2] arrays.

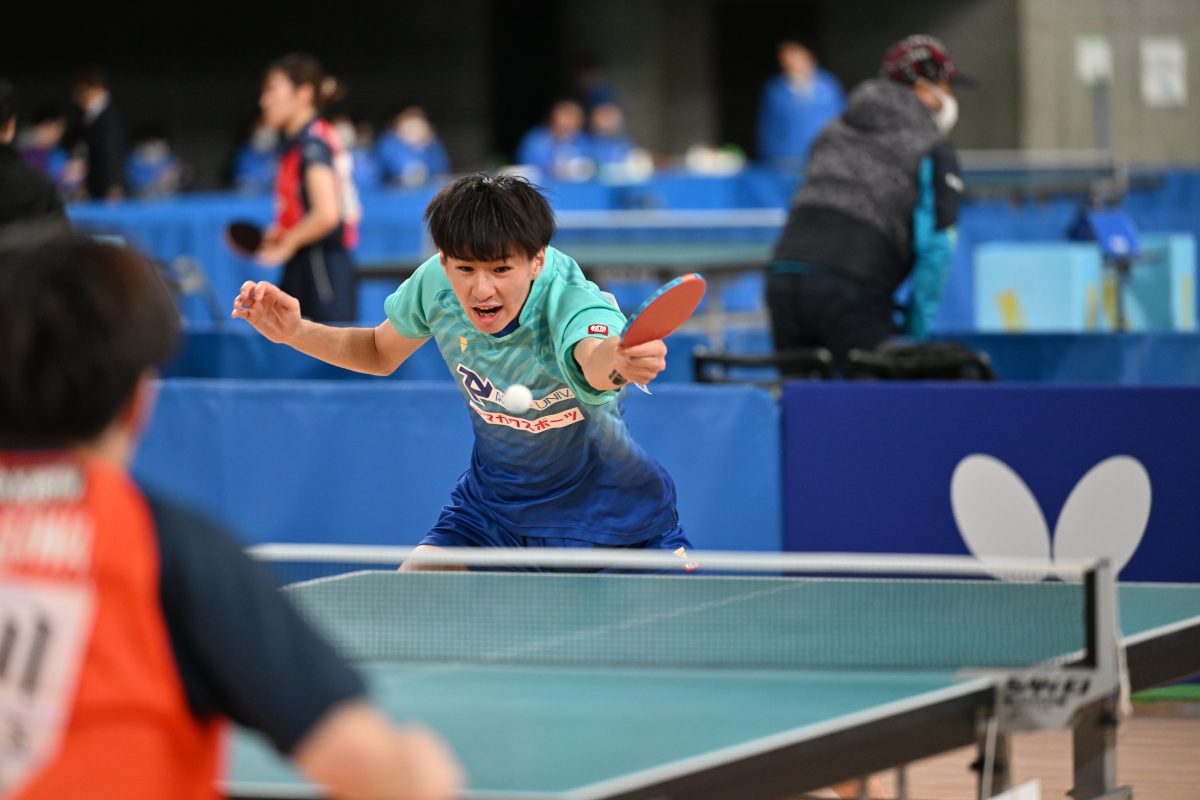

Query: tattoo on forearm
[[608, 369, 627, 386]]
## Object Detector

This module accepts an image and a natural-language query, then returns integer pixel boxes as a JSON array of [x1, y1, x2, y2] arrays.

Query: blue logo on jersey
[[456, 364, 496, 404]]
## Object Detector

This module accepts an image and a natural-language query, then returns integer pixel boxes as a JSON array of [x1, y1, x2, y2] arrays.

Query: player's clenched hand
[[231, 280, 302, 344], [614, 339, 667, 386]]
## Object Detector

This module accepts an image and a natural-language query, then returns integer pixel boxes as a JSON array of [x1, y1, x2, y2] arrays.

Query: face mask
[[928, 83, 958, 135]]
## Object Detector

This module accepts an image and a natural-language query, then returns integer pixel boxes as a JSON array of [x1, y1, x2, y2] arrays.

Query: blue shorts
[[418, 502, 693, 572]]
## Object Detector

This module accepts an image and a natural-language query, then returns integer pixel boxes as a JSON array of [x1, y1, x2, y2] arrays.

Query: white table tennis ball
[[504, 384, 533, 414]]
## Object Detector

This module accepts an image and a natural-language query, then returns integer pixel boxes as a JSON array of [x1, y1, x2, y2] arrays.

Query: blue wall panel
[[134, 382, 782, 552]]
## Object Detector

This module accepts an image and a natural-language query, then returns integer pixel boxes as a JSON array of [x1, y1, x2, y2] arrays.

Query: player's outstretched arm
[[575, 335, 667, 390], [293, 701, 463, 800], [232, 280, 427, 375]]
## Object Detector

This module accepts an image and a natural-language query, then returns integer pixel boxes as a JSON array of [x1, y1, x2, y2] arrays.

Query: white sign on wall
[[1075, 35, 1113, 86], [1141, 37, 1187, 107]]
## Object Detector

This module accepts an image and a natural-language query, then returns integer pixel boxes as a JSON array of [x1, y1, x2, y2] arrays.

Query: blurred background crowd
[[4, 40, 839, 201]]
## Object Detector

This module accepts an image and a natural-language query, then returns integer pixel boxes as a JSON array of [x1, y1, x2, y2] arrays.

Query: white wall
[[1020, 0, 1200, 163]]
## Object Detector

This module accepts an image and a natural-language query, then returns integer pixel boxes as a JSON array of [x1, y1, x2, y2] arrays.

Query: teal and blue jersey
[[384, 247, 679, 545]]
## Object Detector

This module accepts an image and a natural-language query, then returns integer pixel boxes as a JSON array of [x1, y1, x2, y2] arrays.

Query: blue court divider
[[939, 171, 1200, 331], [171, 324, 1200, 386], [781, 383, 1200, 582], [357, 278, 400, 325], [164, 326, 451, 381], [134, 381, 781, 552], [70, 170, 1200, 334], [973, 235, 1195, 332], [942, 333, 1200, 384], [165, 324, 704, 383]]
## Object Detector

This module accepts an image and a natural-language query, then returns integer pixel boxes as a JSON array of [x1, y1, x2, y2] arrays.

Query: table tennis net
[[249, 546, 1102, 673]]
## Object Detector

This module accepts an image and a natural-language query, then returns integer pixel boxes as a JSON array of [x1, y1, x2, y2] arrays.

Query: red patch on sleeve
[[588, 324, 609, 335]]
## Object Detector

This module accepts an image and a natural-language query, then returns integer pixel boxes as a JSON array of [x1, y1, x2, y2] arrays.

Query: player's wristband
[[608, 369, 627, 386]]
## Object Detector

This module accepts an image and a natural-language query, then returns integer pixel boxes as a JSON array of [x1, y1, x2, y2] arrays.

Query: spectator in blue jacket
[[587, 102, 634, 168], [515, 99, 593, 182], [375, 106, 450, 188], [756, 41, 844, 172], [231, 114, 279, 194], [125, 124, 183, 197]]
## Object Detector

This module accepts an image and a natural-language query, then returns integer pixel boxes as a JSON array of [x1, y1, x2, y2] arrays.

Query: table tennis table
[[225, 551, 1200, 800]]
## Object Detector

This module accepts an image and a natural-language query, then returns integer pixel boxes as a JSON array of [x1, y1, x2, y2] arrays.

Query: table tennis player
[[232, 173, 696, 566], [0, 226, 460, 800]]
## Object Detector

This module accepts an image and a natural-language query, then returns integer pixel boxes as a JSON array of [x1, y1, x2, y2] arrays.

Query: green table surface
[[226, 578, 1200, 798]]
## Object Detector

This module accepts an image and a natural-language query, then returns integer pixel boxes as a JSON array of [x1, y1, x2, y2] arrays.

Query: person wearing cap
[[765, 34, 968, 372]]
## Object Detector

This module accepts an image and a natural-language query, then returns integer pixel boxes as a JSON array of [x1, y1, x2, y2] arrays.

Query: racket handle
[[632, 383, 652, 395]]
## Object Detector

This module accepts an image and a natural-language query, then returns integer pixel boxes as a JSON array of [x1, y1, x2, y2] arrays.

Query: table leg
[[974, 714, 1011, 798], [1070, 698, 1131, 799]]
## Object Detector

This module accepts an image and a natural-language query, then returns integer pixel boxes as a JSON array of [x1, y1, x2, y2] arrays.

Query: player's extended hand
[[614, 339, 668, 386], [231, 280, 302, 343], [390, 725, 464, 800]]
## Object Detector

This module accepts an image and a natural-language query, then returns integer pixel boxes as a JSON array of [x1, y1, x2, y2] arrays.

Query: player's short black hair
[[0, 79, 16, 127], [0, 226, 180, 448], [424, 173, 556, 262]]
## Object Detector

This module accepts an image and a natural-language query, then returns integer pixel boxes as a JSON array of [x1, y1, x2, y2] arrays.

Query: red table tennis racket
[[621, 273, 707, 347], [618, 273, 706, 392], [225, 220, 265, 256]]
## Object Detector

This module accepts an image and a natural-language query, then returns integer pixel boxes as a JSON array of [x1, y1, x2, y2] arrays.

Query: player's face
[[260, 71, 305, 131], [441, 249, 546, 334]]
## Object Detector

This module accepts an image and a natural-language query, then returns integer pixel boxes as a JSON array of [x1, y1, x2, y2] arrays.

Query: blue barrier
[[165, 324, 707, 384], [164, 326, 450, 381], [134, 381, 781, 552], [131, 375, 1200, 583], [169, 324, 1200, 386], [780, 383, 1200, 582], [69, 172, 795, 325], [939, 171, 1200, 330], [943, 333, 1200, 384], [68, 169, 1200, 333], [972, 235, 1195, 332]]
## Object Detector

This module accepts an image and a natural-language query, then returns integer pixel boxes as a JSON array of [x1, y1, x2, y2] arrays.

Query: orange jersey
[[2, 452, 223, 800]]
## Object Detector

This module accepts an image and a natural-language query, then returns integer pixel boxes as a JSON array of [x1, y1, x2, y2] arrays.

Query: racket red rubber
[[620, 273, 707, 346]]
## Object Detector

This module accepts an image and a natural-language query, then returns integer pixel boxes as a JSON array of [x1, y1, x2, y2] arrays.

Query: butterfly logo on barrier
[[950, 454, 1151, 577]]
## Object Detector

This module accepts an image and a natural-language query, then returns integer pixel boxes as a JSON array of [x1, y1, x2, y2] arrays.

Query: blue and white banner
[[782, 383, 1200, 582]]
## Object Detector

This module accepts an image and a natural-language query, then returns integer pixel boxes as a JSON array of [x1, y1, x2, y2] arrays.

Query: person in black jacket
[[766, 35, 969, 372], [0, 79, 65, 230], [70, 68, 126, 201]]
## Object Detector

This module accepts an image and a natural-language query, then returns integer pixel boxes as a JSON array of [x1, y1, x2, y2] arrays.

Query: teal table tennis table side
[[224, 571, 1200, 800]]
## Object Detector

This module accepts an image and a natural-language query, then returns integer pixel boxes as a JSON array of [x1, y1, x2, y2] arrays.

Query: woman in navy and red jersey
[[258, 53, 361, 322]]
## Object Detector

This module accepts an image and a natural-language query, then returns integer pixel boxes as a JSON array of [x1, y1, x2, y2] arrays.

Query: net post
[[1071, 558, 1132, 800]]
